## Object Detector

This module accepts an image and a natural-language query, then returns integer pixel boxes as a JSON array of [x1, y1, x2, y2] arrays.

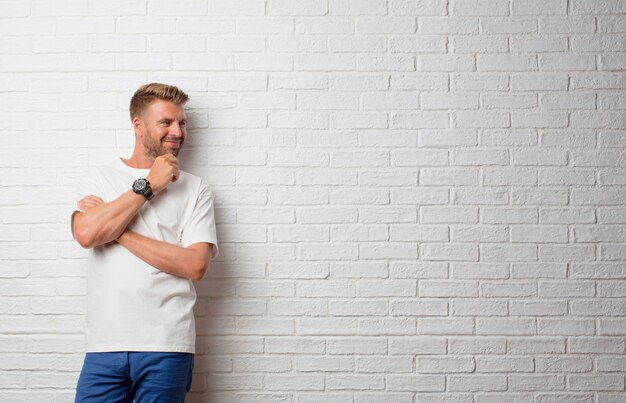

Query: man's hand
[[78, 195, 104, 212], [147, 154, 180, 193]]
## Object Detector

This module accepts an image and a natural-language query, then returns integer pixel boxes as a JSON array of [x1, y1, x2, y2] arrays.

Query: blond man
[[72, 83, 218, 402]]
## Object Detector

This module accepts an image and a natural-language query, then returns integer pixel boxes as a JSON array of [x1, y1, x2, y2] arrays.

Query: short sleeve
[[75, 166, 105, 213], [181, 181, 219, 259], [71, 166, 106, 241]]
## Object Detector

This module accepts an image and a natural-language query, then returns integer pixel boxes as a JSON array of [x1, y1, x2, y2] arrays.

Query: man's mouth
[[164, 139, 181, 147]]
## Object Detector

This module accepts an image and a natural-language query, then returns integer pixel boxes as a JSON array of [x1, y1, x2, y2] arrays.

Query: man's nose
[[170, 122, 183, 136]]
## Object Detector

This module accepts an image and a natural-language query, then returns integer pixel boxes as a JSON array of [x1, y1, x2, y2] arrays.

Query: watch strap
[[143, 186, 154, 200]]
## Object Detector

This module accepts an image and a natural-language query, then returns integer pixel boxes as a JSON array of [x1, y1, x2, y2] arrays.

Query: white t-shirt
[[75, 157, 219, 354]]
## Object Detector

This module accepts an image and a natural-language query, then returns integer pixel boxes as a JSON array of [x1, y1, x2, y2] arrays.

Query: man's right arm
[[72, 154, 180, 249], [72, 190, 147, 249]]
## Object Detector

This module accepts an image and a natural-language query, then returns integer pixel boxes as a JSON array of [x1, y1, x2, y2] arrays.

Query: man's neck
[[123, 150, 154, 169]]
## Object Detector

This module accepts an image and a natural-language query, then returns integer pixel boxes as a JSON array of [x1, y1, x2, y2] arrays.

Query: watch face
[[133, 178, 148, 192]]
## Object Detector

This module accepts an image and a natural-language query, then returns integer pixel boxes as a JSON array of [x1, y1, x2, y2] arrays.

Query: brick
[[509, 375, 566, 391], [511, 73, 568, 91], [476, 318, 536, 335], [390, 36, 446, 53], [330, 0, 386, 15], [361, 92, 419, 110], [417, 356, 475, 373], [570, 337, 626, 354], [392, 73, 448, 90], [418, 317, 474, 335], [390, 299, 448, 316], [296, 17, 354, 34], [330, 74, 388, 91], [330, 36, 386, 52], [298, 92, 357, 110], [329, 299, 387, 316], [449, 375, 507, 392], [453, 36, 508, 53], [387, 375, 446, 392], [451, 299, 507, 316], [480, 281, 537, 297], [597, 357, 626, 372], [266, 374, 324, 390], [481, 18, 537, 34], [233, 356, 291, 373], [358, 55, 415, 71], [357, 356, 412, 373], [237, 17, 295, 34], [454, 111, 510, 128], [296, 356, 354, 372], [391, 262, 448, 279], [572, 0, 626, 14], [419, 54, 476, 72], [536, 393, 593, 403], [569, 375, 625, 391], [450, 337, 507, 354], [390, 0, 447, 16], [328, 337, 387, 354], [268, 0, 328, 15], [390, 225, 448, 242], [452, 263, 509, 279], [297, 318, 358, 335], [539, 16, 596, 33], [513, 300, 570, 316], [512, 0, 567, 15], [325, 375, 385, 390], [540, 54, 596, 71], [420, 17, 479, 34], [476, 392, 536, 401], [358, 318, 416, 335], [422, 93, 479, 110], [393, 112, 450, 128], [357, 17, 416, 34], [451, 0, 509, 16], [508, 337, 566, 354], [599, 16, 626, 33], [476, 357, 534, 373], [536, 356, 593, 373], [421, 207, 479, 224], [332, 225, 388, 241], [148, 0, 206, 15]]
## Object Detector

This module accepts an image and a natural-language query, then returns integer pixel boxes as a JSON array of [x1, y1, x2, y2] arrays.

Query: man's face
[[139, 99, 187, 159]]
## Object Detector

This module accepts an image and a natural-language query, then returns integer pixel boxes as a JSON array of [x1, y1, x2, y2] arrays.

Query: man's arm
[[72, 154, 180, 249], [72, 192, 147, 249], [117, 230, 212, 281]]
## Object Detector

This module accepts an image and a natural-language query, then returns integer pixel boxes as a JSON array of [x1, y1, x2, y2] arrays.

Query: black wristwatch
[[132, 178, 154, 200]]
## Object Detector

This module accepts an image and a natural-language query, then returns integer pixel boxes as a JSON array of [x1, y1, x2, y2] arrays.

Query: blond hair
[[129, 83, 189, 120]]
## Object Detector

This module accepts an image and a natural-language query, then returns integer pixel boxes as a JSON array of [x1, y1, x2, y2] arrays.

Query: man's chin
[[155, 148, 179, 157]]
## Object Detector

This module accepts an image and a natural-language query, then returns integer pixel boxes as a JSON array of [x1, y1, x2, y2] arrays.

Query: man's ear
[[132, 116, 144, 137]]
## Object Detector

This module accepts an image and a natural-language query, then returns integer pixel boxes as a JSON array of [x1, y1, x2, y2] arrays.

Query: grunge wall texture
[[1, 0, 626, 402]]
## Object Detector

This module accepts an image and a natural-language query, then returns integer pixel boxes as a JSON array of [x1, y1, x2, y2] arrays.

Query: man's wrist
[[116, 229, 131, 243], [132, 178, 155, 200]]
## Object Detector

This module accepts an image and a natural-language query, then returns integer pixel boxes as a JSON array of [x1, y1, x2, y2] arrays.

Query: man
[[72, 83, 219, 402]]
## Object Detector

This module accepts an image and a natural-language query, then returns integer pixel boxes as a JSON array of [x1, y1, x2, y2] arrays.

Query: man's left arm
[[78, 186, 217, 281], [116, 230, 212, 281]]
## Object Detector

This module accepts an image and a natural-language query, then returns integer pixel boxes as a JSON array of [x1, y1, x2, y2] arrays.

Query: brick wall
[[1, 0, 626, 402]]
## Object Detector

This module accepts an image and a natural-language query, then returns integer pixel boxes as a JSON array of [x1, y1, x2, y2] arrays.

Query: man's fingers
[[81, 196, 104, 205], [77, 195, 105, 211]]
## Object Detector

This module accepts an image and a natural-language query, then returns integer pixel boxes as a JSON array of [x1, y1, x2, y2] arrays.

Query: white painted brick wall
[[1, 0, 625, 401]]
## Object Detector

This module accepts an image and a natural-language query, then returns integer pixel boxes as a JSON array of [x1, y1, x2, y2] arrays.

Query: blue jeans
[[75, 352, 194, 403]]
